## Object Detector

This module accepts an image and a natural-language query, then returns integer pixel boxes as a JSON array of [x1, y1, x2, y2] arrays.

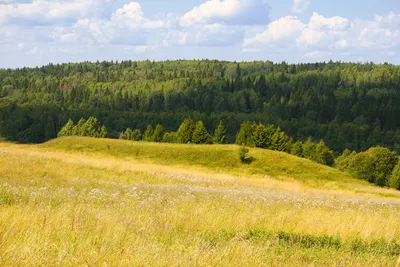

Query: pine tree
[[177, 119, 195, 144], [73, 118, 86, 136], [290, 141, 303, 157], [192, 121, 212, 144], [162, 132, 177, 143], [82, 117, 99, 137], [99, 125, 107, 138], [143, 125, 154, 142], [152, 124, 165, 142], [214, 121, 228, 144], [58, 119, 75, 137], [131, 129, 141, 141], [314, 140, 335, 166]]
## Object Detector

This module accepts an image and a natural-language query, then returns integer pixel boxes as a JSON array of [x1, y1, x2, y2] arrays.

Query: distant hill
[[1, 60, 400, 154]]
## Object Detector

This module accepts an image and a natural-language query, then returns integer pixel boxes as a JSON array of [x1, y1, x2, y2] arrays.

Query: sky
[[0, 0, 399, 68]]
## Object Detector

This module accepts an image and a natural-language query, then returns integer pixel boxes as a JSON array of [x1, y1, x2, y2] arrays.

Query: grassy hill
[[0, 137, 399, 266]]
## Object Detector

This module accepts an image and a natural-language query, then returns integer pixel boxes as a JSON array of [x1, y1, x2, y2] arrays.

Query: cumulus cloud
[[244, 12, 400, 58], [292, 0, 310, 14], [0, 0, 114, 26], [179, 0, 270, 27]]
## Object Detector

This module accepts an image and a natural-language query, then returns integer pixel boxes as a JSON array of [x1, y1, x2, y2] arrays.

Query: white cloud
[[292, 0, 310, 14], [0, 0, 114, 26], [179, 0, 270, 27], [243, 16, 305, 46], [244, 12, 400, 56]]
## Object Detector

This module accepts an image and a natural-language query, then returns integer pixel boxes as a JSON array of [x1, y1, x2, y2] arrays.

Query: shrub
[[239, 147, 249, 163]]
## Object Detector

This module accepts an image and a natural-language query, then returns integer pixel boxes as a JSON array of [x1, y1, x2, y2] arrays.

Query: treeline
[[119, 119, 227, 145], [1, 60, 400, 153]]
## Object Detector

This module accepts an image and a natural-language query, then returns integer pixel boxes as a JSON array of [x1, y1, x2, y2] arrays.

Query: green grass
[[0, 137, 399, 266]]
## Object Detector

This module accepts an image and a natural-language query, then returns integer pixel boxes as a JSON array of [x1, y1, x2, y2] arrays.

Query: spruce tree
[[177, 119, 195, 144], [143, 125, 154, 142], [214, 121, 228, 144], [58, 119, 75, 137], [73, 118, 86, 136], [131, 129, 141, 141], [314, 140, 335, 166], [290, 141, 303, 157], [192, 121, 212, 144], [99, 125, 107, 138], [152, 124, 165, 142]]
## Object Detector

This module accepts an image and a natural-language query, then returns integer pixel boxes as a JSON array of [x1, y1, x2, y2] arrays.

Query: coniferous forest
[[1, 59, 400, 155]]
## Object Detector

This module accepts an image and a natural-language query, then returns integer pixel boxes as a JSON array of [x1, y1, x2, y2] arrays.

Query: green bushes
[[337, 147, 399, 188]]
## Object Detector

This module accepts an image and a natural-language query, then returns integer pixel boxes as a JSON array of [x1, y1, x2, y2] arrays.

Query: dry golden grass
[[0, 138, 399, 266]]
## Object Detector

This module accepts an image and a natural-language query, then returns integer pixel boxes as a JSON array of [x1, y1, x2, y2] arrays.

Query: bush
[[239, 147, 249, 163], [349, 147, 398, 187], [388, 162, 400, 190]]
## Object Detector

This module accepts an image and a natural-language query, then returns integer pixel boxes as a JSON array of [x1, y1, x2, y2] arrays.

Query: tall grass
[[0, 138, 399, 266]]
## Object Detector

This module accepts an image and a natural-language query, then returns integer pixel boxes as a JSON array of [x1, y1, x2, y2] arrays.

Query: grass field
[[0, 137, 399, 266]]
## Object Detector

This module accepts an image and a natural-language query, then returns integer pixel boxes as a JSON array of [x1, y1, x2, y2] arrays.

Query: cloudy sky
[[0, 0, 399, 68]]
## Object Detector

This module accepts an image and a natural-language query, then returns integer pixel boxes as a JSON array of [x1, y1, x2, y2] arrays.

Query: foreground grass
[[0, 138, 399, 266]]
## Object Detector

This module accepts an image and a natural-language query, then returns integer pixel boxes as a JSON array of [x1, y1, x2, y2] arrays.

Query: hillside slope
[[42, 137, 399, 196], [0, 137, 399, 266]]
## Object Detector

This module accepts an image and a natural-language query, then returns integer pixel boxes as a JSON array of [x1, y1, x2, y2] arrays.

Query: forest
[[0, 59, 400, 154]]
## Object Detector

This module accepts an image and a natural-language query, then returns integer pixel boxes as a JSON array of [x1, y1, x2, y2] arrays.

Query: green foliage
[[162, 132, 177, 143], [314, 141, 335, 167], [349, 147, 398, 186], [239, 147, 249, 163], [335, 149, 357, 171], [291, 141, 303, 157], [192, 121, 212, 144], [302, 138, 317, 160], [235, 122, 256, 147], [152, 124, 165, 143], [57, 119, 74, 137], [143, 125, 154, 142], [388, 162, 400, 190], [177, 119, 195, 144], [58, 117, 106, 139], [213, 121, 228, 144]]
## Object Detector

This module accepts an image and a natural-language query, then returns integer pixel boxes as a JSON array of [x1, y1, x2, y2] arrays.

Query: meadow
[[0, 137, 399, 266]]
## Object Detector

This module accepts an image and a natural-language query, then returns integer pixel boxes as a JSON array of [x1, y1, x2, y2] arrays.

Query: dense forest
[[1, 59, 400, 154]]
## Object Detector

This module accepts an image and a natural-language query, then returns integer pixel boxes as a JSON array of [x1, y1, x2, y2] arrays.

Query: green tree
[[177, 119, 195, 144], [143, 125, 154, 142], [192, 121, 212, 144], [314, 141, 335, 166], [334, 149, 357, 171], [152, 124, 165, 142], [73, 118, 86, 136], [162, 132, 177, 143], [214, 121, 228, 144], [58, 119, 74, 137], [235, 122, 255, 147], [99, 125, 107, 138], [291, 141, 303, 157], [349, 147, 398, 186], [302, 138, 316, 160], [131, 129, 141, 141], [388, 162, 400, 190]]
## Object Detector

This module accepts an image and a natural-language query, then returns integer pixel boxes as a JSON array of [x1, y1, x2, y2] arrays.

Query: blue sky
[[0, 0, 399, 68]]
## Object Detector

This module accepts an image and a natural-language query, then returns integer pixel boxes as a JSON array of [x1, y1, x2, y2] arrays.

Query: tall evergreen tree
[[152, 124, 165, 142], [213, 121, 228, 144], [58, 119, 74, 137], [192, 121, 212, 144], [143, 125, 154, 142], [177, 119, 195, 144]]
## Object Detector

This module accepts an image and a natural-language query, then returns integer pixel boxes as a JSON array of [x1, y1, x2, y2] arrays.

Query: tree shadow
[[242, 156, 256, 165]]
